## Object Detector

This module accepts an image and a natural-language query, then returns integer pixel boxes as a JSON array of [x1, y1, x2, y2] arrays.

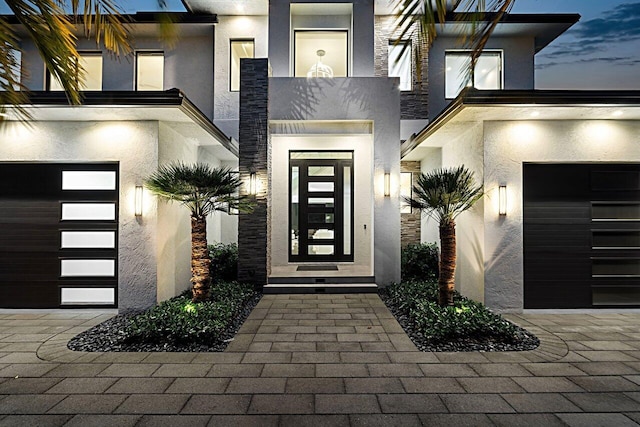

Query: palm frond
[[0, 17, 31, 122], [406, 165, 483, 224], [145, 162, 254, 218], [392, 0, 515, 85], [71, 0, 132, 57], [7, 0, 81, 104]]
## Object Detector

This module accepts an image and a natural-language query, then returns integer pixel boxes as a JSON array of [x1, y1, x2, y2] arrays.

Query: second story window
[[136, 52, 164, 91], [389, 41, 412, 91], [230, 40, 255, 92], [47, 53, 102, 91], [294, 31, 348, 78], [445, 51, 502, 99]]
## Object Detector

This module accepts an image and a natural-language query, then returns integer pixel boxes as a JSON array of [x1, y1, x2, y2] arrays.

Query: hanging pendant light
[[307, 49, 334, 78]]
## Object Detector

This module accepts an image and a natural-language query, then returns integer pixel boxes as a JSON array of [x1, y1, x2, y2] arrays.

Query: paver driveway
[[0, 293, 639, 426]]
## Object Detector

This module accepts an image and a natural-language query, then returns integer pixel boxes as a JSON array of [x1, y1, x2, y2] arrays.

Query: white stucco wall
[[157, 123, 198, 301], [483, 120, 640, 311], [0, 121, 159, 312], [440, 122, 485, 302], [214, 15, 269, 139], [420, 147, 442, 246]]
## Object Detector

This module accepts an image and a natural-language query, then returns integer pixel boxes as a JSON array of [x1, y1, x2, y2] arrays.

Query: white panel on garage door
[[60, 259, 115, 277], [62, 171, 117, 190]]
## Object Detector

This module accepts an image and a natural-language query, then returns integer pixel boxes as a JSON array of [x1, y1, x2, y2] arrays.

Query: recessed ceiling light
[[530, 111, 540, 117], [612, 110, 623, 117]]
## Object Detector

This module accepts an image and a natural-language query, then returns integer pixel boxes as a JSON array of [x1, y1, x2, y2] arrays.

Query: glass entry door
[[290, 151, 354, 262]]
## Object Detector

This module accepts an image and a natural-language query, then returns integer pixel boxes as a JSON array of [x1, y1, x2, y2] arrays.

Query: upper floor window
[[445, 51, 502, 99], [294, 31, 348, 78], [230, 40, 254, 92], [389, 41, 412, 91], [47, 52, 102, 91], [136, 52, 164, 91]]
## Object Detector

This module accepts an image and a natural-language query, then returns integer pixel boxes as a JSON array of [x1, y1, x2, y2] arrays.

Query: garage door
[[0, 163, 118, 308], [524, 163, 640, 309]]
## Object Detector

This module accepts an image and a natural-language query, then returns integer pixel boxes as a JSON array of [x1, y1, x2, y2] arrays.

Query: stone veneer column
[[401, 161, 422, 247], [238, 58, 270, 287]]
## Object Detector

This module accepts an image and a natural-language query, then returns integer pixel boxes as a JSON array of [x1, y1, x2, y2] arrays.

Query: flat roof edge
[[401, 89, 640, 158], [0, 12, 216, 25]]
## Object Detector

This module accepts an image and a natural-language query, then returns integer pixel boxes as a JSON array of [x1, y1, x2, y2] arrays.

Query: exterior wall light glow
[[249, 172, 257, 196], [135, 186, 143, 217], [498, 185, 507, 216], [384, 173, 391, 197]]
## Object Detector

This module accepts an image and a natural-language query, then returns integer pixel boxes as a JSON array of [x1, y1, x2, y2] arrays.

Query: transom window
[[445, 51, 502, 99], [47, 52, 102, 91]]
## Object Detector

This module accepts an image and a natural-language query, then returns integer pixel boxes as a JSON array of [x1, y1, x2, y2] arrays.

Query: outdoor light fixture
[[384, 173, 391, 197], [249, 172, 257, 196], [135, 186, 143, 217], [498, 185, 507, 216]]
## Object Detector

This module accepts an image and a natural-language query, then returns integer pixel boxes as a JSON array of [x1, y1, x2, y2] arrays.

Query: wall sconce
[[135, 186, 144, 217], [384, 173, 391, 197], [249, 172, 257, 196], [498, 185, 507, 216]]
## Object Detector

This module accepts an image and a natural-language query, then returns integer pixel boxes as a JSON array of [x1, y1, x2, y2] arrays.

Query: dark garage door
[[524, 163, 640, 309], [0, 163, 118, 308]]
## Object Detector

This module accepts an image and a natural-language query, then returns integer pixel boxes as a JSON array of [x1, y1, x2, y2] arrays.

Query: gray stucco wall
[[213, 15, 269, 140], [0, 121, 160, 313], [428, 36, 535, 119], [19, 27, 216, 120], [483, 119, 640, 311], [268, 0, 375, 78], [269, 76, 401, 285]]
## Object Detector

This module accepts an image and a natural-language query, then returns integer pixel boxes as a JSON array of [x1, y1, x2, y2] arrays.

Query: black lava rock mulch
[[67, 292, 261, 352], [379, 291, 540, 352]]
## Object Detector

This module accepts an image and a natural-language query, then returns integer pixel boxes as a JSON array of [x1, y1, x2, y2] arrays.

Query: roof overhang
[[402, 89, 640, 160], [433, 13, 580, 53], [3, 89, 238, 160]]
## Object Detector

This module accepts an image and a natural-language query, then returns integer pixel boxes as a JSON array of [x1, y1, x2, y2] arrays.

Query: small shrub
[[209, 242, 238, 283], [125, 281, 254, 345], [402, 242, 439, 281], [382, 280, 523, 343]]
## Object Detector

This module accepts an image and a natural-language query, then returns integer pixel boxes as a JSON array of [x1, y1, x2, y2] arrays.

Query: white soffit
[[184, 0, 396, 15], [402, 105, 640, 160]]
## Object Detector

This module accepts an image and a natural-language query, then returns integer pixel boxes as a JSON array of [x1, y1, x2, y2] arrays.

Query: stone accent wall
[[238, 58, 270, 288], [401, 161, 422, 247], [375, 16, 429, 120]]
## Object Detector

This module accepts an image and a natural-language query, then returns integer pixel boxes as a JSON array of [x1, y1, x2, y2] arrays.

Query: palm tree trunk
[[438, 219, 456, 306], [191, 215, 211, 302]]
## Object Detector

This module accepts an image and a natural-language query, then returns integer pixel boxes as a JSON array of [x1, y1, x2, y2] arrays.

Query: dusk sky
[[1, 0, 638, 90]]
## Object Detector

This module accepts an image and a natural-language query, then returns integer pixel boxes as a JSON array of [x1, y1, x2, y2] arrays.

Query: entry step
[[268, 276, 375, 285], [263, 284, 378, 294]]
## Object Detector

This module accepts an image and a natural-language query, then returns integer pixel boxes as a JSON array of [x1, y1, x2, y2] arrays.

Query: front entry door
[[290, 151, 354, 262]]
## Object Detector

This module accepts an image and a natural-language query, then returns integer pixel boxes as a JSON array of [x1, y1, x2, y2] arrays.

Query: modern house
[[1, 1, 639, 312]]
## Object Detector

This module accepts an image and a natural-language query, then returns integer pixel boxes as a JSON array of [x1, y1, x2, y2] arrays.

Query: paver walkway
[[0, 294, 639, 426]]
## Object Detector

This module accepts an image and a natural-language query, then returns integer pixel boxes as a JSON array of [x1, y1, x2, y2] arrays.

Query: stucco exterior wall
[[214, 15, 269, 140], [483, 120, 640, 311], [428, 36, 535, 119], [0, 121, 160, 313], [19, 29, 216, 120], [440, 122, 485, 302], [269, 77, 401, 285], [420, 147, 442, 246], [268, 0, 375, 78], [157, 123, 198, 302]]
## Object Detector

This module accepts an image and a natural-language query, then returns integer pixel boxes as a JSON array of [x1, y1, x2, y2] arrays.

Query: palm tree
[[392, 0, 516, 80], [0, 0, 170, 119], [145, 163, 253, 303], [406, 166, 483, 306]]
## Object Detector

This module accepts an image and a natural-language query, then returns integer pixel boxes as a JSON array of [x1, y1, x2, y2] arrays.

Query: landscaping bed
[[68, 281, 260, 352], [379, 280, 539, 352]]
